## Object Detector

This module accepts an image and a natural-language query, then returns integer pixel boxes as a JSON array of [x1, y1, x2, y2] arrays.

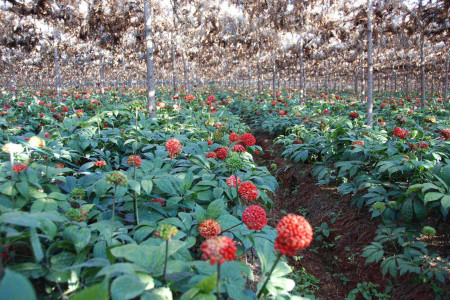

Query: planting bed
[[0, 86, 449, 300]]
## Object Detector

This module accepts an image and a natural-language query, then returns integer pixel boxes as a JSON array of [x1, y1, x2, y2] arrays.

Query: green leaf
[[39, 219, 57, 240], [70, 280, 109, 300], [110, 275, 146, 300], [49, 192, 67, 201], [154, 178, 177, 195], [0, 212, 40, 227], [46, 252, 77, 283], [63, 226, 92, 253], [96, 263, 147, 278], [129, 180, 141, 195], [195, 204, 207, 224], [441, 195, 450, 212], [207, 199, 224, 217], [215, 214, 241, 229], [380, 256, 398, 277], [0, 182, 15, 196], [31, 198, 57, 212], [95, 178, 109, 197], [136, 273, 154, 290], [178, 212, 193, 231], [424, 192, 444, 204], [30, 228, 44, 262], [141, 180, 153, 194], [234, 261, 254, 281], [28, 187, 47, 199], [16, 181, 29, 199], [110, 245, 153, 269], [0, 269, 37, 300], [213, 188, 223, 199], [440, 165, 450, 185], [141, 288, 173, 300], [10, 263, 45, 279], [413, 198, 427, 221], [401, 198, 414, 223], [134, 226, 155, 243], [196, 273, 217, 294]]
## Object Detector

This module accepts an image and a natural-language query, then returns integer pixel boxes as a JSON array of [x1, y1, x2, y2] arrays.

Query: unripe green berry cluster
[[372, 202, 386, 211], [106, 171, 128, 186], [154, 223, 178, 240], [225, 152, 243, 170]]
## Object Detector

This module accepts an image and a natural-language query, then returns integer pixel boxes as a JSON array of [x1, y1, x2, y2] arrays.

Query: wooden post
[[444, 56, 449, 106], [419, 0, 425, 110], [144, 0, 156, 117], [272, 52, 276, 100], [367, 0, 374, 127], [361, 53, 365, 102]]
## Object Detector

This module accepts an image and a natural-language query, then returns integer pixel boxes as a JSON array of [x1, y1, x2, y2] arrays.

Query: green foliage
[[232, 88, 450, 293], [0, 87, 283, 299], [346, 282, 390, 300]]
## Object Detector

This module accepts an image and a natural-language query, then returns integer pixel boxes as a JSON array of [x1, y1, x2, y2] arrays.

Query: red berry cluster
[[232, 144, 246, 153], [94, 160, 107, 167], [1, 245, 14, 261], [240, 133, 256, 146], [206, 152, 217, 160], [151, 198, 165, 206], [198, 219, 222, 239], [353, 141, 364, 148], [274, 214, 313, 256], [410, 142, 429, 150], [207, 139, 213, 145], [127, 155, 142, 167], [439, 129, 450, 140], [75, 109, 83, 118], [229, 133, 240, 143], [215, 147, 228, 160], [184, 94, 195, 103], [393, 127, 409, 139], [12, 164, 27, 173], [238, 181, 259, 201], [349, 112, 359, 119], [165, 138, 182, 158], [200, 236, 237, 265], [242, 205, 267, 231], [226, 175, 241, 187]]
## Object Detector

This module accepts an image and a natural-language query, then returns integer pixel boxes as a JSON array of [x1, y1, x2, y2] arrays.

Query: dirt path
[[252, 132, 437, 299]]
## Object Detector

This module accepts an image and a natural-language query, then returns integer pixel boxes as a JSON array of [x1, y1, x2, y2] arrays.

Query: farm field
[[0, 86, 448, 299], [0, 0, 449, 299]]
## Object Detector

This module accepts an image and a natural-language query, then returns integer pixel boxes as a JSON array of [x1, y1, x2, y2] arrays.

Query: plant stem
[[97, 121, 101, 140], [9, 152, 14, 210], [133, 166, 139, 225], [216, 263, 221, 300], [134, 108, 139, 225], [220, 222, 243, 235], [234, 172, 239, 215], [163, 239, 169, 285], [256, 253, 282, 299], [45, 155, 49, 181], [112, 184, 117, 238]]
